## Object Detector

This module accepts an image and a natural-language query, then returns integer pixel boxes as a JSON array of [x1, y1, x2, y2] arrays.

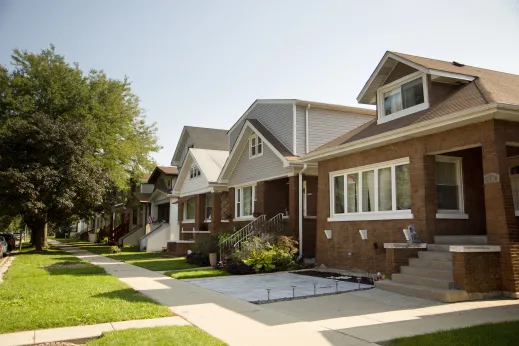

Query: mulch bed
[[290, 270, 375, 286]]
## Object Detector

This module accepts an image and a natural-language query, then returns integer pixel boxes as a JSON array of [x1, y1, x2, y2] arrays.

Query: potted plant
[[208, 235, 219, 267]]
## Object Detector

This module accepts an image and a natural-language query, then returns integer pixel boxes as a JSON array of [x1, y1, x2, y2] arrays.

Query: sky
[[1, 0, 518, 166]]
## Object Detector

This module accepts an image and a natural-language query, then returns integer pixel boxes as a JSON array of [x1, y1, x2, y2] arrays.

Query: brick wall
[[316, 120, 495, 273], [453, 252, 501, 293]]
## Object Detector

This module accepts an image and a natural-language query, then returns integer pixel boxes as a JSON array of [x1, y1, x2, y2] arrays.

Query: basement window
[[377, 72, 429, 124]]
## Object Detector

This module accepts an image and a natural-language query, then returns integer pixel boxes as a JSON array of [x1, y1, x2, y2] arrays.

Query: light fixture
[[324, 229, 332, 239], [359, 229, 368, 240]]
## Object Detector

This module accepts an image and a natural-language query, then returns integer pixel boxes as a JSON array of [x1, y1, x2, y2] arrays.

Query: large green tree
[[0, 46, 160, 249]]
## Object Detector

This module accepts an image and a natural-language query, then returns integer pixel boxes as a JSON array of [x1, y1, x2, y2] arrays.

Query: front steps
[[376, 235, 487, 303]]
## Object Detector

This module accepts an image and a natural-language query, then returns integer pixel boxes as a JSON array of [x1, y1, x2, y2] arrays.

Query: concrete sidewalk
[[52, 241, 378, 346], [0, 316, 189, 346]]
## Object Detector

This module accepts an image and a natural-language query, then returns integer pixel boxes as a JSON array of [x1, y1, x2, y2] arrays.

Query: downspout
[[297, 164, 308, 260], [305, 104, 310, 154]]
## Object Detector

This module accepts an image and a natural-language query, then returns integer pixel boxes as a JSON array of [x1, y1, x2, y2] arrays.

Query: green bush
[[243, 250, 275, 272], [101, 237, 109, 244], [110, 245, 121, 254]]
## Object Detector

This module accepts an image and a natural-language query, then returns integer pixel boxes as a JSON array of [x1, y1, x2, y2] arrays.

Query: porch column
[[169, 202, 179, 241], [211, 192, 222, 233], [255, 181, 266, 216], [482, 138, 519, 296], [409, 154, 437, 244], [288, 175, 299, 239]]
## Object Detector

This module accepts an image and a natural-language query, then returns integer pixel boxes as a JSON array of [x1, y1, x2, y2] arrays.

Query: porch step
[[392, 273, 455, 290], [400, 266, 453, 281], [418, 251, 453, 261], [427, 244, 454, 252], [409, 258, 453, 270], [434, 235, 487, 245], [375, 280, 469, 303]]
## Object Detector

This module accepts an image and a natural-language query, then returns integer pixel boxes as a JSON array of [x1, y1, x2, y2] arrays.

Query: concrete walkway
[[0, 316, 189, 346], [51, 241, 379, 346]]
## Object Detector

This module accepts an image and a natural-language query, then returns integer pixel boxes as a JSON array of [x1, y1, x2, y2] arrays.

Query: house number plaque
[[484, 173, 500, 184]]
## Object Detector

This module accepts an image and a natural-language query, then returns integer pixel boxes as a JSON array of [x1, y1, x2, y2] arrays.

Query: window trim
[[234, 184, 257, 220], [377, 71, 429, 124], [189, 165, 201, 180], [509, 157, 519, 216], [249, 134, 263, 159], [435, 155, 465, 218], [328, 158, 413, 222], [205, 193, 213, 222]]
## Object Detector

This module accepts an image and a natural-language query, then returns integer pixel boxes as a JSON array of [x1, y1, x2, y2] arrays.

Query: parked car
[[0, 233, 15, 252], [0, 237, 7, 257]]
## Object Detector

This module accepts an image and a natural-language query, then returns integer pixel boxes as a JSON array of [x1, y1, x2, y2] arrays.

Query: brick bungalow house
[[218, 100, 375, 257], [302, 51, 519, 302]]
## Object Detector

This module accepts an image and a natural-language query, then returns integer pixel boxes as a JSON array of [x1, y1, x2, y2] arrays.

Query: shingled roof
[[312, 51, 519, 154]]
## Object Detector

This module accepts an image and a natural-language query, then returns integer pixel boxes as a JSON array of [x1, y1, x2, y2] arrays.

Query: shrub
[[101, 237, 109, 244], [186, 252, 209, 266], [110, 245, 121, 254], [243, 250, 276, 272], [221, 259, 255, 275]]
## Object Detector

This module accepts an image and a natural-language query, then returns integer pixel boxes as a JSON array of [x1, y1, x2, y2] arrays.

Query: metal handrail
[[219, 215, 266, 259]]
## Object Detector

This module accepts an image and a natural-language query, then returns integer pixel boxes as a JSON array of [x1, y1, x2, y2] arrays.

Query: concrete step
[[375, 280, 469, 303], [400, 266, 453, 281], [434, 235, 487, 245], [392, 273, 455, 290], [418, 251, 453, 261], [409, 258, 453, 270], [427, 244, 453, 252]]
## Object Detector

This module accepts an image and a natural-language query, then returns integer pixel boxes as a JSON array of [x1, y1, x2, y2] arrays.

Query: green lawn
[[0, 247, 172, 333], [166, 268, 229, 280], [387, 321, 519, 346], [56, 240, 199, 272], [87, 326, 226, 346]]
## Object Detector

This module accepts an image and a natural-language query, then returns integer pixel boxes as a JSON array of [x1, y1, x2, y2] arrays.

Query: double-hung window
[[330, 158, 412, 221], [235, 185, 256, 218], [184, 198, 196, 221], [436, 156, 466, 218], [377, 72, 429, 124], [249, 134, 263, 158]]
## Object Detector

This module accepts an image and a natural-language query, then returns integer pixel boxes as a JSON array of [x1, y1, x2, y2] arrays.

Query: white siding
[[181, 171, 209, 195], [295, 106, 306, 155], [308, 109, 373, 152], [229, 139, 292, 186], [229, 103, 294, 153]]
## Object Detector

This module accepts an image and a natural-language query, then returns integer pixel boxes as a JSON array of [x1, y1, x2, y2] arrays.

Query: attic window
[[377, 72, 429, 124], [189, 166, 201, 179], [249, 134, 263, 159]]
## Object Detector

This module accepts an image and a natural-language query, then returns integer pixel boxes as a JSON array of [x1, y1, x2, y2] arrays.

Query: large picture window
[[235, 185, 256, 218], [205, 193, 213, 221], [329, 158, 412, 221]]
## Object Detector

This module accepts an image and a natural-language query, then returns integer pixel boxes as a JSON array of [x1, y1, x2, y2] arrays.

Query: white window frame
[[249, 134, 263, 159], [205, 193, 213, 222], [328, 158, 413, 222], [435, 155, 467, 219], [377, 71, 429, 124], [189, 166, 201, 180], [235, 184, 256, 220], [183, 198, 196, 222]]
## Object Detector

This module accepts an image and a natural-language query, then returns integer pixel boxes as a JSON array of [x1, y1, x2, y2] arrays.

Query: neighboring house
[[219, 100, 375, 257], [170, 148, 229, 254], [302, 51, 519, 301], [139, 166, 180, 252], [166, 125, 229, 255], [120, 174, 153, 246]]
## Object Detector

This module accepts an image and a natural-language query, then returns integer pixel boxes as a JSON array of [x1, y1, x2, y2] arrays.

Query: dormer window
[[249, 134, 263, 158], [189, 166, 201, 179], [377, 72, 429, 124]]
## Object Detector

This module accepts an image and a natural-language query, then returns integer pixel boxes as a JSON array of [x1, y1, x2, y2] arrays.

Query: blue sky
[[1, 0, 518, 165]]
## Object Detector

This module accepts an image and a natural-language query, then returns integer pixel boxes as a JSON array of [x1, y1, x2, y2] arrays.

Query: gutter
[[297, 164, 308, 261], [305, 104, 310, 154]]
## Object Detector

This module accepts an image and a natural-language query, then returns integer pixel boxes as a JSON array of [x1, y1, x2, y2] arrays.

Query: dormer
[[357, 52, 476, 125]]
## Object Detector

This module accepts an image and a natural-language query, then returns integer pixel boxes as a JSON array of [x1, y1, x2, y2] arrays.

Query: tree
[[0, 46, 160, 249]]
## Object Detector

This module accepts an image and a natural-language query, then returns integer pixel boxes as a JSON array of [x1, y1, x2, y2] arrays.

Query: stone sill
[[384, 243, 427, 249], [167, 240, 195, 244], [449, 245, 501, 253]]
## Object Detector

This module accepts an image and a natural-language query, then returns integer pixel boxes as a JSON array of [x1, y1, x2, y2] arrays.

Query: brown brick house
[[302, 51, 519, 301]]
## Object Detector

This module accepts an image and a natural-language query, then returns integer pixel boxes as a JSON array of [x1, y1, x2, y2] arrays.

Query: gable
[[173, 154, 210, 196], [228, 128, 292, 186], [383, 63, 418, 86]]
